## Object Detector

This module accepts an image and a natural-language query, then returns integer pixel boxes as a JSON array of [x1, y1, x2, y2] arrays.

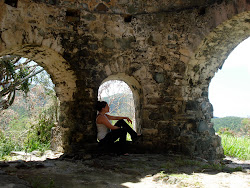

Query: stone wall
[[0, 0, 250, 159]]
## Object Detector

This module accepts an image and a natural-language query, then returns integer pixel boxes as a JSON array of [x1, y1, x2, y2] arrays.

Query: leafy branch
[[0, 55, 44, 110]]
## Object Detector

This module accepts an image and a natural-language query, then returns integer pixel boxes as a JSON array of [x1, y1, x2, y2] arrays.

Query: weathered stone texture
[[0, 0, 250, 159]]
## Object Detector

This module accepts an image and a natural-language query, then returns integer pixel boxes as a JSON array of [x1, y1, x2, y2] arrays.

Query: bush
[[218, 127, 236, 136], [220, 133, 250, 160], [0, 101, 57, 159], [24, 108, 55, 153], [0, 131, 22, 159]]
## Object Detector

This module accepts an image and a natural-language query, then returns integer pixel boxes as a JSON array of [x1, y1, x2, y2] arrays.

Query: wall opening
[[0, 55, 63, 160], [0, 44, 77, 154], [208, 37, 250, 160], [209, 37, 250, 118], [98, 80, 136, 133], [98, 73, 143, 134]]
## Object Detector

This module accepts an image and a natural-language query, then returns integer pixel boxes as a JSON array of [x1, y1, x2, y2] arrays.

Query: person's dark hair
[[96, 101, 107, 112]]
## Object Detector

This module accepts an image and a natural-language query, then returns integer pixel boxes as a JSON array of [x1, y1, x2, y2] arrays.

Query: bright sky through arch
[[209, 37, 250, 118], [98, 80, 132, 99]]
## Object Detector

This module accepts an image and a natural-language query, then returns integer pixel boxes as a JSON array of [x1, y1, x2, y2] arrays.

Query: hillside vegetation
[[212, 116, 250, 160], [0, 83, 58, 159], [212, 116, 249, 136], [103, 93, 134, 117]]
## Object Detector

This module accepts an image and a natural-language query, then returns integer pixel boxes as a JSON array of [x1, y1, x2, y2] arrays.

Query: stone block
[[186, 100, 199, 111], [198, 121, 209, 132], [142, 128, 158, 135], [127, 5, 137, 14], [179, 134, 194, 144], [116, 37, 135, 50], [153, 72, 165, 83], [95, 3, 109, 12], [149, 112, 162, 120], [157, 123, 180, 139], [103, 38, 115, 49], [180, 55, 190, 63], [104, 65, 112, 75], [209, 127, 215, 135], [83, 14, 96, 21], [162, 111, 173, 120]]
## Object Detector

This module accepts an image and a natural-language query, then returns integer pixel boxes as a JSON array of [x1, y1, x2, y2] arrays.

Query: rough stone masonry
[[0, 0, 250, 160]]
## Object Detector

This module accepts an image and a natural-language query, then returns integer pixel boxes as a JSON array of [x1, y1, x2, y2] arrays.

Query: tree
[[0, 55, 44, 110], [241, 118, 250, 136]]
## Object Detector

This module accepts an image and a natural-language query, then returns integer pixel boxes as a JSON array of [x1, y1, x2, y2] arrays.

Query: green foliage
[[212, 116, 249, 136], [1, 55, 44, 110], [218, 127, 235, 136], [241, 118, 250, 136], [103, 93, 134, 117], [212, 117, 250, 160], [213, 117, 249, 159], [0, 105, 57, 159], [220, 133, 250, 160], [24, 109, 55, 152], [32, 70, 54, 95], [0, 131, 23, 158], [0, 66, 58, 159], [16, 67, 31, 95], [212, 116, 243, 132]]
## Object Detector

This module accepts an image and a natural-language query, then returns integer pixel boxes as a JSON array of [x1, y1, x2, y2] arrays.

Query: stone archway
[[0, 44, 76, 102], [0, 44, 77, 152], [186, 11, 250, 89], [100, 73, 143, 134], [180, 11, 250, 159], [1, 0, 249, 159], [183, 11, 250, 124]]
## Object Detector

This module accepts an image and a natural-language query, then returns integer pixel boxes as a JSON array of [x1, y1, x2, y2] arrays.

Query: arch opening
[[98, 80, 136, 133], [186, 11, 250, 88], [0, 54, 63, 159], [98, 73, 143, 134], [209, 37, 250, 118], [0, 44, 77, 154], [0, 44, 77, 103], [208, 37, 250, 160], [182, 11, 250, 159]]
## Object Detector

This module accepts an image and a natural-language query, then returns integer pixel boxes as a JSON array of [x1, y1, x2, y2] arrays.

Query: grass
[[220, 134, 250, 160], [0, 111, 55, 160], [0, 132, 23, 159]]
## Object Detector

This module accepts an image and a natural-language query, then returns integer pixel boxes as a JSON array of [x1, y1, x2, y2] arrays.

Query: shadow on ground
[[0, 152, 249, 188]]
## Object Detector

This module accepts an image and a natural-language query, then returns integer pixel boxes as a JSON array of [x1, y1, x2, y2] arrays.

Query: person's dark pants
[[99, 120, 137, 154]]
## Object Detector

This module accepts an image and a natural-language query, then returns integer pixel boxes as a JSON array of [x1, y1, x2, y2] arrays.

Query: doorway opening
[[208, 37, 250, 160], [0, 55, 62, 160], [98, 80, 136, 135]]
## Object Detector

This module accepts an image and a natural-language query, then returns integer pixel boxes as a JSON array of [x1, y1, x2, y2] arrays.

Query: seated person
[[96, 101, 140, 154]]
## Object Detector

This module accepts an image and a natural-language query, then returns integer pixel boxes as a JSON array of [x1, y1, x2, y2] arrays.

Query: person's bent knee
[[117, 119, 128, 127], [117, 119, 126, 124], [114, 119, 126, 128]]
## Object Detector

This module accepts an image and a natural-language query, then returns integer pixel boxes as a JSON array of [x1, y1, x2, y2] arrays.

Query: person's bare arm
[[96, 115, 120, 130], [105, 114, 132, 124]]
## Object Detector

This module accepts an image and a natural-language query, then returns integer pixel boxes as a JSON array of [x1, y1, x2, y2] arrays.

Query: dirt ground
[[0, 151, 249, 188]]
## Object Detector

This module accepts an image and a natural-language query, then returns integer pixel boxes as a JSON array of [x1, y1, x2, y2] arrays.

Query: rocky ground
[[0, 151, 249, 188]]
